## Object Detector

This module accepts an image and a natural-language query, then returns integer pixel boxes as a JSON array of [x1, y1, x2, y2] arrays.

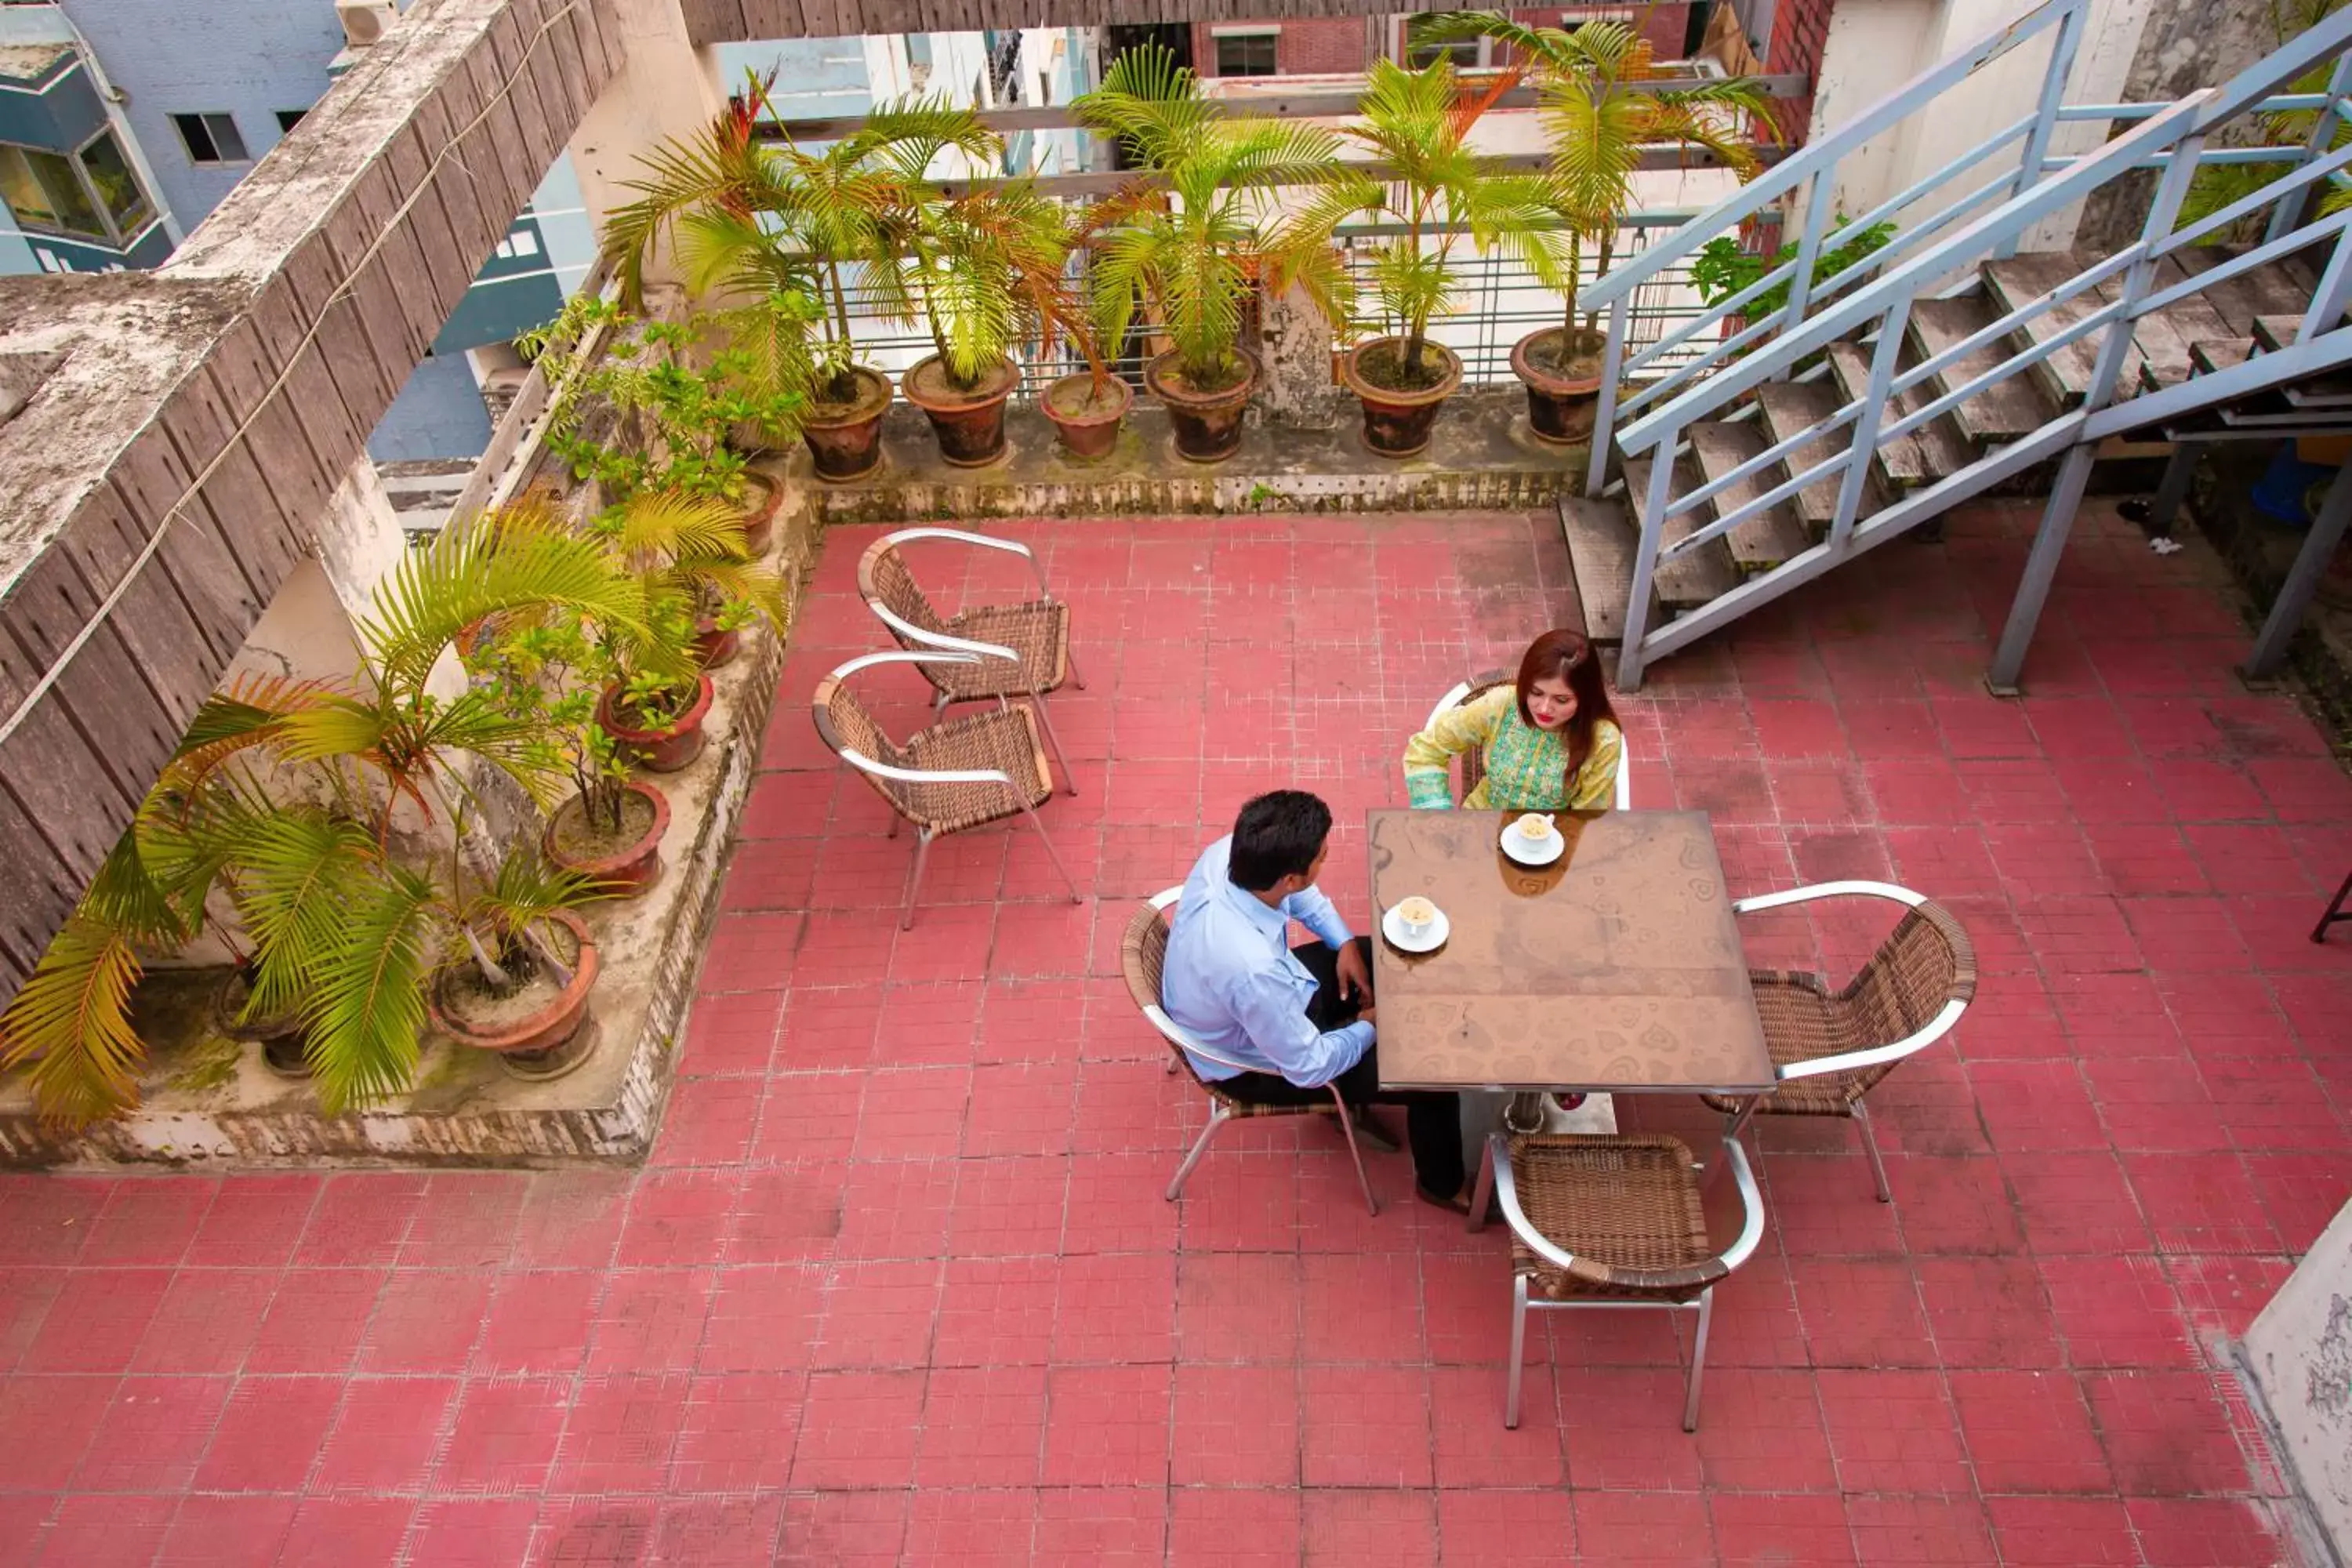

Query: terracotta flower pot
[[1340, 336, 1464, 459], [800, 367, 892, 482], [428, 909, 600, 1058], [693, 616, 740, 670], [1042, 372, 1132, 461], [1144, 347, 1260, 463], [543, 779, 670, 898], [212, 969, 311, 1079], [597, 675, 714, 773], [731, 470, 782, 556], [903, 355, 1017, 467], [1511, 326, 1606, 447]]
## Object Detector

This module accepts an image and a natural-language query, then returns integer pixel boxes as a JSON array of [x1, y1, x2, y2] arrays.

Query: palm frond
[[303, 863, 439, 1115], [0, 914, 146, 1127], [364, 514, 646, 693]]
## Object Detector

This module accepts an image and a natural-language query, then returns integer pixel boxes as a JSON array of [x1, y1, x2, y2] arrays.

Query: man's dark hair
[[1228, 790, 1332, 891]]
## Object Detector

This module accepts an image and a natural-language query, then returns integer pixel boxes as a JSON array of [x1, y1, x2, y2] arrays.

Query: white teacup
[[1396, 895, 1437, 940], [1512, 812, 1556, 844]]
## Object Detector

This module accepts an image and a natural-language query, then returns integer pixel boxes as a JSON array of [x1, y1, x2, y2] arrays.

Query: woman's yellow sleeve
[[1567, 720, 1624, 810], [1403, 688, 1506, 810]]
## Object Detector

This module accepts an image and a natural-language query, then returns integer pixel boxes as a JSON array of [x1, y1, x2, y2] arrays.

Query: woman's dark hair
[[1228, 790, 1333, 891], [1515, 629, 1617, 794]]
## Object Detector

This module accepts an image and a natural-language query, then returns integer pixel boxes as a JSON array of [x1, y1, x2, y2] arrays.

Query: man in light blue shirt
[[1160, 790, 1467, 1209]]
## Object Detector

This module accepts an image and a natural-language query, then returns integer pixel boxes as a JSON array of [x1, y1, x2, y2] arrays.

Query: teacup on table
[[1512, 812, 1556, 845], [1396, 895, 1438, 941]]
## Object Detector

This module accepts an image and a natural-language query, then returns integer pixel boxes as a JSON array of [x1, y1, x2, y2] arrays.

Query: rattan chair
[[858, 528, 1082, 793], [1121, 887, 1380, 1215], [812, 651, 1081, 931], [1469, 1130, 1764, 1430], [1700, 881, 1976, 1203], [1424, 670, 1633, 810]]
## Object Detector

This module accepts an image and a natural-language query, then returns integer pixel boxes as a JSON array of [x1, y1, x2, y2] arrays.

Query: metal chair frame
[[1722, 880, 1973, 1203], [1424, 673, 1634, 811], [1130, 887, 1380, 1216], [861, 528, 1084, 795], [812, 650, 1081, 931], [1469, 1131, 1765, 1431]]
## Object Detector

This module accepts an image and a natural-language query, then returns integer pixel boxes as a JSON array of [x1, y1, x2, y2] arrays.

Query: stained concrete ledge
[[0, 474, 817, 1168], [2241, 1196, 2352, 1562], [795, 386, 1592, 522]]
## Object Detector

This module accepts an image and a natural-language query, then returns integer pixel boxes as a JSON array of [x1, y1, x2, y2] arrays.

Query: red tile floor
[[3, 506, 2349, 1566]]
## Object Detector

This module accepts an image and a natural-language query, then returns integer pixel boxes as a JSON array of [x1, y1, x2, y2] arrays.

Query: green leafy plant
[[1411, 11, 1766, 365], [1075, 43, 1349, 393], [603, 73, 996, 408], [0, 504, 649, 1123], [1690, 218, 1898, 320], [2177, 0, 2352, 244], [901, 178, 1079, 393], [1287, 56, 1567, 386]]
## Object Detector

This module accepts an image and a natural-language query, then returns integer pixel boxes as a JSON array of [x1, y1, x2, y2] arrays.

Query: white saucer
[[1381, 904, 1450, 953], [1500, 826, 1566, 866]]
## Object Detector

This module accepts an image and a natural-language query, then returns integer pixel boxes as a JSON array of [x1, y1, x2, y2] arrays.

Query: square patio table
[[1366, 808, 1773, 1134]]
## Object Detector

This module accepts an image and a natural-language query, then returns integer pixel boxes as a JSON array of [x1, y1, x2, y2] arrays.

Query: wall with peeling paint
[[2243, 1196, 2352, 1557]]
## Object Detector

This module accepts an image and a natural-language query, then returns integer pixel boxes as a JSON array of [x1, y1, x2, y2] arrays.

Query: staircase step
[[1621, 456, 1741, 611], [1687, 421, 1814, 575], [1557, 495, 1652, 647], [1982, 252, 2143, 408], [2164, 249, 2323, 338], [1906, 295, 2061, 444], [2192, 339, 2256, 377], [1826, 341, 1973, 488], [1754, 380, 1849, 530]]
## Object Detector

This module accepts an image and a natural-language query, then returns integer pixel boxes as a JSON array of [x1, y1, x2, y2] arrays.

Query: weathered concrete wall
[[2242, 1196, 2352, 1559]]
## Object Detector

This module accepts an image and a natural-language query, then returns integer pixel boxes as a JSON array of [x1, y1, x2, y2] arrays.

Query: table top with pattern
[[1366, 808, 1773, 1095]]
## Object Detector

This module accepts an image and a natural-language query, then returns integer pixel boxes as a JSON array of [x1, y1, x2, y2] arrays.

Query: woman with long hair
[[1403, 629, 1623, 811]]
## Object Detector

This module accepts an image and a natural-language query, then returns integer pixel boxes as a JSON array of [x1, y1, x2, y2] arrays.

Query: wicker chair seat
[[1506, 1133, 1719, 1302], [898, 707, 1053, 831], [927, 601, 1070, 697]]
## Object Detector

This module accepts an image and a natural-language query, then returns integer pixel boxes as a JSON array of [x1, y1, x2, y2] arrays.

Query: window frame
[[1210, 27, 1279, 78], [170, 111, 250, 167], [0, 127, 157, 248], [275, 108, 310, 135], [1396, 13, 1496, 70]]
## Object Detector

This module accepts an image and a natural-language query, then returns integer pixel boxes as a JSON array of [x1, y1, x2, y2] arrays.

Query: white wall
[[2241, 1197, 2352, 1558]]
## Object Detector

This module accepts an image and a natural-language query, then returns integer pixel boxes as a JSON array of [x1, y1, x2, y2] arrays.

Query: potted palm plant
[[1037, 191, 1153, 460], [0, 513, 649, 1122], [1410, 13, 1765, 445], [604, 76, 994, 482], [1290, 57, 1565, 458], [898, 180, 1070, 467], [1076, 44, 1347, 463]]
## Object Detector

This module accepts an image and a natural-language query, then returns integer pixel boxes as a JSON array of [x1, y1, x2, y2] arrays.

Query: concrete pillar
[[1256, 282, 1341, 430], [565, 0, 728, 284], [2241, 1196, 2352, 1559]]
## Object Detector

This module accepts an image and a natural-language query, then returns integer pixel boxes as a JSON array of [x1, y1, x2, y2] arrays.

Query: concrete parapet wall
[[2242, 1196, 2352, 1561]]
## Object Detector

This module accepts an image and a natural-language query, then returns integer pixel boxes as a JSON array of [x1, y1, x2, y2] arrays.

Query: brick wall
[[1766, 0, 1836, 146]]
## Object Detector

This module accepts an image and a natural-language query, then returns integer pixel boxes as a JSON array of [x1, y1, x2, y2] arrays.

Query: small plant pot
[[428, 909, 601, 1064], [731, 470, 783, 556], [212, 970, 311, 1080], [543, 780, 670, 898], [597, 676, 714, 773], [1511, 326, 1607, 447], [903, 355, 1018, 467], [1340, 337, 1464, 459], [694, 616, 740, 670], [1145, 348, 1260, 463], [1042, 372, 1132, 461], [800, 367, 892, 482]]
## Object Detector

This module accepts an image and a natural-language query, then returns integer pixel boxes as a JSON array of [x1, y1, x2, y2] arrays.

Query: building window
[[276, 109, 309, 134], [0, 130, 154, 247], [1213, 31, 1278, 78], [1403, 13, 1490, 69], [170, 111, 249, 166]]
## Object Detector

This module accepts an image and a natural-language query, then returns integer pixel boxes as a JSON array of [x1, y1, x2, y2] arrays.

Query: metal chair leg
[[1504, 1275, 1529, 1429], [1682, 1288, 1715, 1433], [2313, 869, 2352, 942], [1029, 695, 1077, 796], [899, 829, 935, 931], [1467, 1137, 1496, 1234], [1853, 1100, 1893, 1203], [1016, 798, 1083, 904], [1062, 640, 1087, 691], [1327, 1084, 1379, 1217], [1166, 1102, 1230, 1200]]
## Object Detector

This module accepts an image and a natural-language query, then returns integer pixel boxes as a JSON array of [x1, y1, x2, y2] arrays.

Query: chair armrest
[[868, 600, 1018, 663], [1487, 1132, 1584, 1276], [1422, 681, 1474, 734], [882, 527, 1052, 595], [1774, 996, 1969, 1080], [1150, 885, 1182, 913], [1489, 1133, 1762, 1292], [1613, 732, 1633, 811], [1718, 1138, 1766, 1271], [1140, 1002, 1257, 1074], [838, 748, 1016, 788], [1731, 879, 1929, 916], [823, 649, 983, 681]]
